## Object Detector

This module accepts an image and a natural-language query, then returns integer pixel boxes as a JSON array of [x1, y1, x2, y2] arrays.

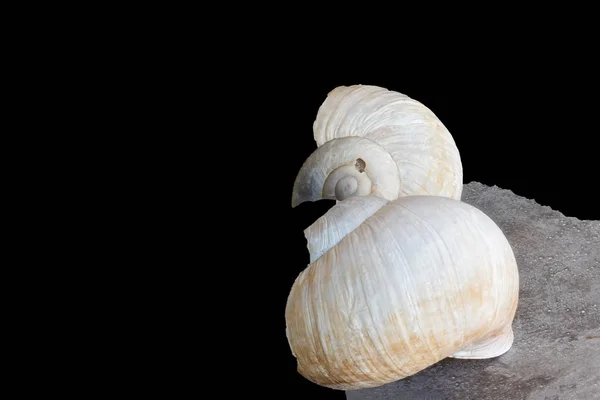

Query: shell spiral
[[292, 85, 463, 207], [285, 195, 519, 390]]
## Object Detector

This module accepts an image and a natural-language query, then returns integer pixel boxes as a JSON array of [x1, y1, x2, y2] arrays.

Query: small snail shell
[[285, 195, 519, 390], [292, 85, 463, 207]]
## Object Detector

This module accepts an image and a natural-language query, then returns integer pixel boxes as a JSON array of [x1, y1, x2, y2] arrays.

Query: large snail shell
[[292, 85, 463, 207], [285, 195, 519, 390]]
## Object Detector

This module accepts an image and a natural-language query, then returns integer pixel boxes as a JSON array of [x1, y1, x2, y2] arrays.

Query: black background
[[19, 10, 600, 399], [243, 70, 597, 399]]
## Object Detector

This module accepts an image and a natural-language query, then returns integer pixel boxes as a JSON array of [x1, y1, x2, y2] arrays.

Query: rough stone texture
[[347, 182, 600, 400]]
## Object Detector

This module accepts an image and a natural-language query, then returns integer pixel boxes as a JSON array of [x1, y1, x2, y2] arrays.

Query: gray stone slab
[[347, 182, 600, 400]]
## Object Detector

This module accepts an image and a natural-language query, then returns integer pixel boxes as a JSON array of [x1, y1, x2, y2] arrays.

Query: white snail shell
[[285, 195, 519, 390], [292, 85, 463, 207]]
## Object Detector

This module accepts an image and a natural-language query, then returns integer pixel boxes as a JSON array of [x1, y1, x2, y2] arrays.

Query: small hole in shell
[[355, 158, 366, 173]]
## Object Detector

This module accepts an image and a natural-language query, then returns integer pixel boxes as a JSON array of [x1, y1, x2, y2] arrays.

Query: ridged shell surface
[[285, 195, 519, 390], [311, 85, 463, 200]]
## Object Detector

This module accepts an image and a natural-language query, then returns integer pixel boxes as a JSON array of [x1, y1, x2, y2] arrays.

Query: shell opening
[[355, 158, 366, 173]]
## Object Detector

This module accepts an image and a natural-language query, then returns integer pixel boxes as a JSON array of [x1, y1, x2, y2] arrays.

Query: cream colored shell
[[285, 195, 519, 390], [292, 85, 463, 207]]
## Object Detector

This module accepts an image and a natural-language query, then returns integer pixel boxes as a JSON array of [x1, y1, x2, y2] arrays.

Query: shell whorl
[[304, 196, 389, 263], [291, 137, 400, 207], [291, 84, 463, 207], [286, 195, 519, 390]]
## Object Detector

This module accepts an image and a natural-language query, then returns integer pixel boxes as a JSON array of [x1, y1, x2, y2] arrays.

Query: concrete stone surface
[[347, 182, 600, 400]]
